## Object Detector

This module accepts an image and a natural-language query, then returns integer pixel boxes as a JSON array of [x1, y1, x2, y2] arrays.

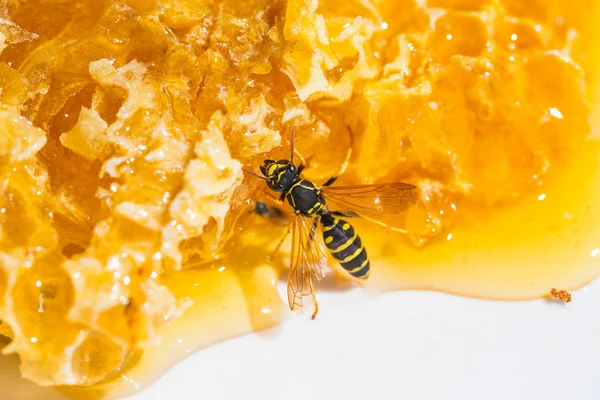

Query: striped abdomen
[[320, 213, 370, 279]]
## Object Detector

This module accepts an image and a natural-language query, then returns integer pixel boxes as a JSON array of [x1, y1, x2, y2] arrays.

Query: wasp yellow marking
[[267, 164, 277, 176], [330, 233, 358, 254], [325, 236, 333, 244], [322, 218, 339, 231], [288, 180, 303, 192], [349, 258, 369, 274], [307, 202, 322, 215], [340, 246, 363, 263], [342, 223, 350, 230], [286, 181, 303, 198], [277, 169, 286, 182]]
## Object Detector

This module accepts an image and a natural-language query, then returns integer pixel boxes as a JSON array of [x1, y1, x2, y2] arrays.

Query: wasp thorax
[[260, 159, 297, 192]]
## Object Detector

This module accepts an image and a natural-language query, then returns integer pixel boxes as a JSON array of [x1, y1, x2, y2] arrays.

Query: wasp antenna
[[290, 128, 295, 164], [243, 168, 267, 180], [287, 128, 306, 167]]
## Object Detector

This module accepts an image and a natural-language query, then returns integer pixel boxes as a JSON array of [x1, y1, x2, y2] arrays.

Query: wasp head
[[260, 159, 297, 192]]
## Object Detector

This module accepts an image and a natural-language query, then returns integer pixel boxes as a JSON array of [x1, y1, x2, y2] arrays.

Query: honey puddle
[[4, 114, 600, 398], [59, 108, 600, 400]]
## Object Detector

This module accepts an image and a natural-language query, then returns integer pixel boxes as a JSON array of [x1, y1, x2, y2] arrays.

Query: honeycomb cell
[[430, 11, 489, 61], [71, 331, 127, 386], [501, 0, 551, 21], [495, 18, 547, 52], [9, 254, 83, 385], [427, 0, 489, 12]]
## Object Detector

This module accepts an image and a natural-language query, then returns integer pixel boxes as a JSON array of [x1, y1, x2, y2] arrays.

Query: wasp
[[245, 130, 417, 319]]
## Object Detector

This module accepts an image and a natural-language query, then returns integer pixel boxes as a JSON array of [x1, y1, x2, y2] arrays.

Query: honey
[[0, 0, 599, 399]]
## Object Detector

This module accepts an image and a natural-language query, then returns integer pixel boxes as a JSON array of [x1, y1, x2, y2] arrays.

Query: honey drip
[[0, 0, 599, 399]]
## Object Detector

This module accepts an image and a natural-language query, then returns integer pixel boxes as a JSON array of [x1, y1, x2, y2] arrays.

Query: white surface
[[126, 280, 600, 400]]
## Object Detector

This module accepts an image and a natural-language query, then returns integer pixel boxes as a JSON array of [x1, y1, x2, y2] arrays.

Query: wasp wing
[[322, 182, 418, 230], [287, 215, 328, 314]]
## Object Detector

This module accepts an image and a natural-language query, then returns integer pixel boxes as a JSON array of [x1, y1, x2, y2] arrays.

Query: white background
[[5, 280, 600, 400], [129, 280, 600, 400]]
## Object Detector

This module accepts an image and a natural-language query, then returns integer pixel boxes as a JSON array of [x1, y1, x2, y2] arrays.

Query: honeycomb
[[0, 0, 597, 394]]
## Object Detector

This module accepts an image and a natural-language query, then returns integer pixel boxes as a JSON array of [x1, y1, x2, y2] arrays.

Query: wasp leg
[[297, 163, 305, 175], [322, 127, 353, 187], [294, 149, 307, 167], [310, 289, 319, 320], [322, 176, 337, 187], [308, 216, 318, 242], [305, 217, 320, 320], [268, 222, 292, 261], [330, 210, 359, 218]]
